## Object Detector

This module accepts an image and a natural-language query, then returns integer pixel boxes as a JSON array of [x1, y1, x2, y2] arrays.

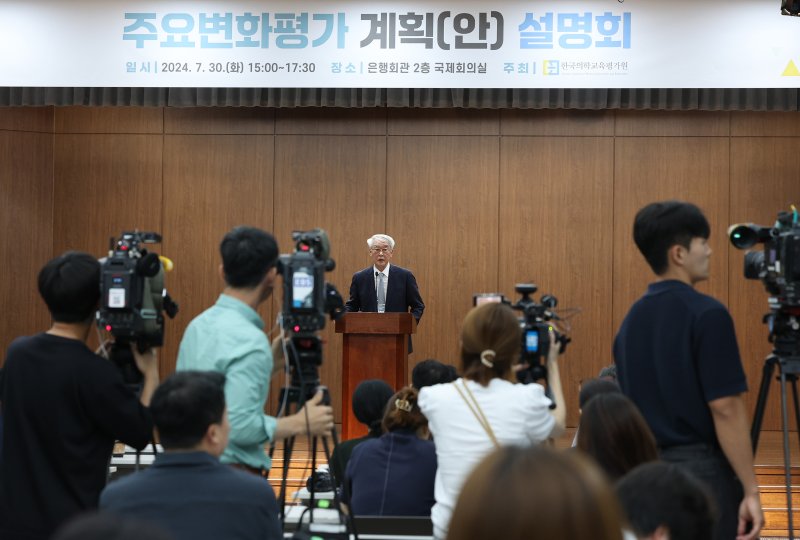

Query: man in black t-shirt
[[614, 201, 763, 540], [0, 252, 159, 540]]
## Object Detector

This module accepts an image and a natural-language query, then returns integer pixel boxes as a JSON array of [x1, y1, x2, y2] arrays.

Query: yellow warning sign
[[782, 60, 800, 76]]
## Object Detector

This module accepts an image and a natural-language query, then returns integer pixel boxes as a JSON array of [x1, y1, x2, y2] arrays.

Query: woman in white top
[[418, 302, 566, 539]]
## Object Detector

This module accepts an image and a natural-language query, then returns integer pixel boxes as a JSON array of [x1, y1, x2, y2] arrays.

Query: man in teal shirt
[[177, 226, 333, 473]]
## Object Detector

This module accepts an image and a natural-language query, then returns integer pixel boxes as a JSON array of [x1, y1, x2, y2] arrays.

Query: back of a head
[[412, 358, 457, 389], [579, 378, 621, 410], [220, 226, 279, 288], [151, 371, 226, 450], [616, 462, 716, 540], [53, 512, 173, 540], [576, 393, 659, 481], [448, 445, 624, 540], [38, 251, 101, 323], [352, 379, 394, 436], [633, 201, 710, 275], [382, 386, 427, 433], [460, 302, 521, 385]]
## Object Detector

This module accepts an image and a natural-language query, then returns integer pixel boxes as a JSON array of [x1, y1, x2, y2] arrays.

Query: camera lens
[[743, 251, 765, 280]]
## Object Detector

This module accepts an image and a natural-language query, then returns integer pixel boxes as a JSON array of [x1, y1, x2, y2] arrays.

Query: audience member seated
[[330, 379, 394, 487], [412, 358, 458, 389], [576, 393, 659, 481], [100, 371, 281, 540], [448, 445, 625, 540], [0, 252, 157, 540], [616, 461, 716, 540], [345, 386, 436, 516], [53, 512, 173, 540], [572, 377, 622, 446], [418, 302, 566, 539]]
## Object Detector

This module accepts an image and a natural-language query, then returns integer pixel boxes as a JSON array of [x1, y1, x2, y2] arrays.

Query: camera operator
[[176, 226, 333, 477], [614, 201, 763, 540], [0, 251, 158, 540], [418, 302, 565, 539]]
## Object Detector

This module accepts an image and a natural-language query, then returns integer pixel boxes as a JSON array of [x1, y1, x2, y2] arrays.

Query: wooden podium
[[335, 312, 416, 440]]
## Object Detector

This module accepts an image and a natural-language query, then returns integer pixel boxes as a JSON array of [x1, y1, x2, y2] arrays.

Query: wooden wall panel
[[161, 135, 274, 378], [616, 111, 730, 137], [0, 107, 53, 132], [387, 136, 500, 375], [276, 108, 387, 135], [501, 110, 613, 136], [272, 135, 386, 422], [500, 137, 614, 426], [613, 138, 731, 336], [0, 132, 53, 357], [165, 107, 275, 135], [388, 109, 499, 135], [730, 137, 800, 431], [731, 112, 800, 137], [55, 107, 163, 134]]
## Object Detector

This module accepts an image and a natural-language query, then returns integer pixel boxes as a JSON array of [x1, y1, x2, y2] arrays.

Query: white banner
[[0, 0, 799, 88]]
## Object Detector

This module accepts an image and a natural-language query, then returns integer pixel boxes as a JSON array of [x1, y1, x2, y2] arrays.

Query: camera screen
[[525, 330, 539, 353], [473, 293, 504, 306], [292, 268, 315, 309]]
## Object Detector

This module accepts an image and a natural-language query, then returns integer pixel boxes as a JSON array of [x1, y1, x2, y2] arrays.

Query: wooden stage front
[[268, 428, 800, 539]]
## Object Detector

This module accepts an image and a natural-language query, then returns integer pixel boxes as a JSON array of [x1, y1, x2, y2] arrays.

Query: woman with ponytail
[[418, 302, 566, 539]]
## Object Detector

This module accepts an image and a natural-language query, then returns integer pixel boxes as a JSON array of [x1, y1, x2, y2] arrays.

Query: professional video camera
[[97, 231, 178, 384], [509, 284, 571, 387], [729, 207, 800, 354], [277, 229, 344, 397]]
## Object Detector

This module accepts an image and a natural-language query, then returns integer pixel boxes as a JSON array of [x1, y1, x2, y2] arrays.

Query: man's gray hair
[[367, 234, 395, 250]]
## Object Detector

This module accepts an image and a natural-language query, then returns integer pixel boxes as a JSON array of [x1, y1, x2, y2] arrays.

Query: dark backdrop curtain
[[1, 87, 798, 109]]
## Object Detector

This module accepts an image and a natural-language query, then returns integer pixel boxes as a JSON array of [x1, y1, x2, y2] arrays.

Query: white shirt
[[418, 378, 555, 539]]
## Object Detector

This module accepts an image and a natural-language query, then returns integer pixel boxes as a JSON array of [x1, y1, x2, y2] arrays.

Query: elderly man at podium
[[344, 234, 425, 351]]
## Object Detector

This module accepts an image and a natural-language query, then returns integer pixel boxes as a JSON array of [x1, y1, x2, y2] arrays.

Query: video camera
[[473, 284, 570, 392], [277, 229, 344, 396], [729, 207, 800, 354], [97, 231, 178, 384]]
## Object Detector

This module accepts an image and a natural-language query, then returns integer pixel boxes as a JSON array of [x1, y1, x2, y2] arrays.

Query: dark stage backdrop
[[1, 106, 798, 430]]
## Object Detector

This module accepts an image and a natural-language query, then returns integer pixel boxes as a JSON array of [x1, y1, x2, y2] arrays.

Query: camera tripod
[[750, 350, 800, 540]]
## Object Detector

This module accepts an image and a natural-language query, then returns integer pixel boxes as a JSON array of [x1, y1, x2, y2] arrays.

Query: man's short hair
[[38, 251, 101, 323], [633, 201, 710, 275], [616, 462, 716, 540], [412, 358, 457, 389], [220, 226, 279, 288], [151, 371, 226, 450], [366, 234, 395, 250]]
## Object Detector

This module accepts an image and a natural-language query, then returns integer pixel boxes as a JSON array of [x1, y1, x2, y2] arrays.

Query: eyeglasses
[[370, 247, 391, 254]]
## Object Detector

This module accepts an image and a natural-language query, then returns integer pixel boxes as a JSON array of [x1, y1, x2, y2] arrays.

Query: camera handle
[[750, 352, 800, 540]]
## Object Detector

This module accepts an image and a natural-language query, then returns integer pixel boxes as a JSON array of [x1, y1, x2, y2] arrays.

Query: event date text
[[160, 62, 316, 74]]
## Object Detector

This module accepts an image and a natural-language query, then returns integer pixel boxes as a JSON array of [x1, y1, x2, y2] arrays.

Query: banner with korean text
[[0, 0, 798, 88]]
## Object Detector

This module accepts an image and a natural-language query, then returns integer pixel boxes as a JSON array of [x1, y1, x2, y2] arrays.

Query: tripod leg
[[752, 356, 777, 452], [309, 435, 318, 523], [279, 435, 295, 525], [780, 368, 795, 540]]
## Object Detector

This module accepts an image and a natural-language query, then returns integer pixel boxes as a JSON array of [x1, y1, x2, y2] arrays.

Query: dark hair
[[448, 446, 624, 540], [220, 226, 279, 288], [616, 462, 716, 540], [412, 358, 457, 389], [37, 251, 101, 323], [53, 512, 173, 540], [382, 386, 427, 433], [633, 201, 710, 275], [576, 393, 659, 481], [461, 303, 521, 386], [151, 371, 226, 450], [579, 378, 621, 410], [352, 379, 394, 437]]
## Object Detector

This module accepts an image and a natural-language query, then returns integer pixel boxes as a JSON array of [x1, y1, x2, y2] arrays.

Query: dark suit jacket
[[345, 265, 425, 322]]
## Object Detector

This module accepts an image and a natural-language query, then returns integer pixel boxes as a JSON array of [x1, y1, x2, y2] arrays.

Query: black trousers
[[659, 444, 743, 540]]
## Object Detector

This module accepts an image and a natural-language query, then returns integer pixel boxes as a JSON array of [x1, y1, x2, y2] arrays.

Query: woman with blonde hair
[[418, 302, 566, 539], [447, 445, 624, 540]]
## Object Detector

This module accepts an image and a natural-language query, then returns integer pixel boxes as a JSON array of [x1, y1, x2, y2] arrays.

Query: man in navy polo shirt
[[614, 201, 763, 540]]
